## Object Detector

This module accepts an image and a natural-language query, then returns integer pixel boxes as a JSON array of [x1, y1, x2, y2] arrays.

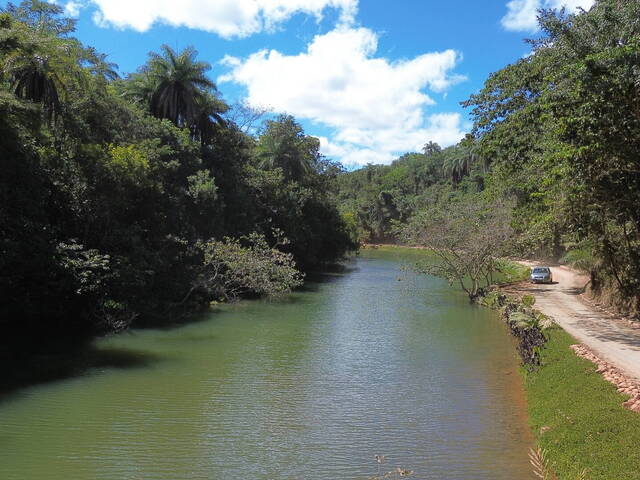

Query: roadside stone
[[570, 343, 640, 413]]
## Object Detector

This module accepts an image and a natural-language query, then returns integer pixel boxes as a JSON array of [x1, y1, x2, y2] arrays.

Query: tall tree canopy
[[464, 0, 640, 311], [255, 114, 320, 183], [0, 1, 355, 346], [121, 44, 227, 142]]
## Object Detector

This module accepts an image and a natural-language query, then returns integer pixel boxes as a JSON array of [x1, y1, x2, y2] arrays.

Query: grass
[[525, 326, 640, 479], [495, 259, 530, 285]]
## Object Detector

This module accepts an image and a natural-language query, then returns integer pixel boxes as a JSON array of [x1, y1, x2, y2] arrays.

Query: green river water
[[0, 248, 534, 479]]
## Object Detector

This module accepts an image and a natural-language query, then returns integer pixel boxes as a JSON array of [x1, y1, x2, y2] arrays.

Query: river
[[0, 248, 534, 479]]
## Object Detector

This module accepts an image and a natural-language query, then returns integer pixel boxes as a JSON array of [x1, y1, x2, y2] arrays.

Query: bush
[[196, 233, 304, 301], [522, 294, 536, 307]]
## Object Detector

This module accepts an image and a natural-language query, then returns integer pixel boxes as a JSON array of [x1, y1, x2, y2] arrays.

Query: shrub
[[196, 233, 304, 301]]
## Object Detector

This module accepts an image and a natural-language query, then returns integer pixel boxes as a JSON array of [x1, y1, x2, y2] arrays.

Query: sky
[[3, 0, 595, 167]]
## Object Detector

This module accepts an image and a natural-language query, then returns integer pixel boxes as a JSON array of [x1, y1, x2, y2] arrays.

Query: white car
[[530, 266, 553, 284]]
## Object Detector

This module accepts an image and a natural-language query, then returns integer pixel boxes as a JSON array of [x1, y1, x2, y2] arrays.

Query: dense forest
[[0, 1, 356, 344], [336, 0, 640, 315]]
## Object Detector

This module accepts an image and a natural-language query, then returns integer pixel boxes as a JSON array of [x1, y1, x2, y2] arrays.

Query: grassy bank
[[524, 326, 640, 479], [495, 261, 530, 285]]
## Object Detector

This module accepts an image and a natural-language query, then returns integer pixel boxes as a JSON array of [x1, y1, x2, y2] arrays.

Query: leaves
[[198, 233, 304, 301], [0, 2, 355, 338], [404, 198, 514, 299], [464, 0, 640, 310]]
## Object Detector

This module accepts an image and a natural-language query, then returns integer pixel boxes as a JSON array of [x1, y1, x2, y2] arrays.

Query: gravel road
[[510, 261, 640, 381]]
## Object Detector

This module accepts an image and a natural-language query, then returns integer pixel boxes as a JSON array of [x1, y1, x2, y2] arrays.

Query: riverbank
[[525, 325, 640, 479], [485, 289, 640, 479], [361, 244, 530, 286]]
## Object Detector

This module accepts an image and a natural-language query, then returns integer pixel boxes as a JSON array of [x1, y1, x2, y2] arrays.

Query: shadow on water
[[137, 308, 220, 331], [0, 261, 357, 404], [0, 340, 161, 405], [303, 263, 359, 290], [136, 265, 359, 327]]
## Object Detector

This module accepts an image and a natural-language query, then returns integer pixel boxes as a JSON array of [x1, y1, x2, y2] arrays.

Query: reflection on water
[[0, 248, 534, 479]]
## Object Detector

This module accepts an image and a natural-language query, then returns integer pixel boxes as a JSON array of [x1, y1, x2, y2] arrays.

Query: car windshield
[[533, 267, 549, 274]]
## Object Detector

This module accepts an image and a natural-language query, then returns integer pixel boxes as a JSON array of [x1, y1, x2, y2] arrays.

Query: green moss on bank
[[525, 327, 640, 479]]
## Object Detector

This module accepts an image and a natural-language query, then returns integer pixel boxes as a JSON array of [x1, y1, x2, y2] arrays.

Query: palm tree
[[119, 70, 155, 106], [83, 47, 119, 81], [459, 134, 489, 172], [256, 115, 316, 182], [1, 4, 84, 123], [442, 152, 464, 185], [422, 141, 441, 156], [442, 140, 487, 186], [146, 44, 216, 128], [2, 28, 80, 123], [453, 148, 471, 178], [4, 52, 63, 120], [190, 92, 228, 144]]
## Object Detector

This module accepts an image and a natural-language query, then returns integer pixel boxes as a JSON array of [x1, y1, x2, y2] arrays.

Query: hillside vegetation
[[336, 0, 640, 316], [0, 1, 355, 343]]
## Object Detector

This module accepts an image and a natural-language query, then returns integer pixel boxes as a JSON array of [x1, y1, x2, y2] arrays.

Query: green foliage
[[147, 44, 216, 127], [255, 114, 318, 183], [106, 144, 150, 182], [404, 197, 514, 299], [340, 210, 364, 245], [509, 311, 537, 330], [464, 0, 640, 307], [522, 294, 536, 307], [493, 260, 530, 284], [119, 44, 226, 143], [198, 233, 304, 301], [0, 2, 355, 341], [56, 240, 111, 296], [186, 169, 217, 204], [335, 140, 488, 243], [479, 291, 505, 309], [335, 141, 499, 304], [526, 327, 640, 479], [561, 241, 598, 273]]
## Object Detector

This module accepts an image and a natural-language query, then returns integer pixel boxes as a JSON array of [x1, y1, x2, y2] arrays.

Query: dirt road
[[508, 261, 640, 381]]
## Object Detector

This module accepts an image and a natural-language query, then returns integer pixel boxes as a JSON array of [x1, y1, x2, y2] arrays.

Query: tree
[[146, 44, 215, 127], [82, 47, 119, 81], [4, 49, 63, 120], [225, 101, 271, 134], [1, 2, 83, 122], [190, 92, 228, 144], [0, 0, 360, 345], [193, 233, 304, 302], [404, 199, 514, 299], [255, 114, 318, 182], [120, 44, 228, 143], [4, 0, 75, 35], [464, 0, 640, 311], [422, 141, 441, 156], [442, 151, 465, 186]]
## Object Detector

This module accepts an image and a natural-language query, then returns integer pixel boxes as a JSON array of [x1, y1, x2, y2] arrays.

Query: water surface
[[0, 248, 533, 479]]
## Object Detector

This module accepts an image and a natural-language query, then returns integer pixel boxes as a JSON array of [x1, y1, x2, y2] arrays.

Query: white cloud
[[85, 0, 357, 37], [64, 1, 83, 17], [318, 113, 467, 166], [220, 27, 466, 165], [502, 0, 594, 32]]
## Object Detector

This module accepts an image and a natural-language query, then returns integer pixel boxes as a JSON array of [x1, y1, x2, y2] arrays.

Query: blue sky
[[3, 0, 594, 166]]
